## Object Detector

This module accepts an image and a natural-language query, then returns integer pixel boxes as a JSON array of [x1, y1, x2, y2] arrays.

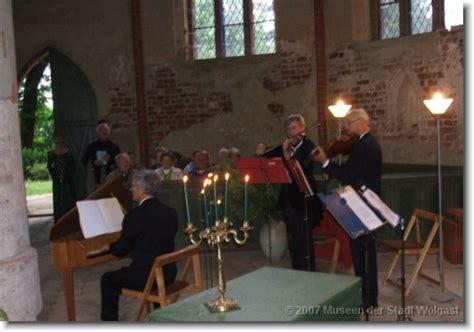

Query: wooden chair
[[313, 235, 340, 273], [380, 209, 441, 296], [121, 244, 203, 321]]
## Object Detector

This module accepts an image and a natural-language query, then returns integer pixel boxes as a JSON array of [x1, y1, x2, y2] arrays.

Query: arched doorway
[[19, 47, 98, 200]]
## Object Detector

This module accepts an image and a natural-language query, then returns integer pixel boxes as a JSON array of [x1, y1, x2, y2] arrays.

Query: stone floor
[[26, 195, 464, 322]]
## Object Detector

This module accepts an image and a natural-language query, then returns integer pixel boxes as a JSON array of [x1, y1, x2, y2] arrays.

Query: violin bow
[[261, 122, 321, 155]]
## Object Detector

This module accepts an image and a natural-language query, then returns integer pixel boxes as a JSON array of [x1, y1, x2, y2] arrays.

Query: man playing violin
[[312, 108, 382, 309], [256, 114, 322, 272]]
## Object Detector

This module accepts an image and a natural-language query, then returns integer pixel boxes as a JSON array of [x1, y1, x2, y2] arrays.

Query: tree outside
[[19, 60, 54, 194]]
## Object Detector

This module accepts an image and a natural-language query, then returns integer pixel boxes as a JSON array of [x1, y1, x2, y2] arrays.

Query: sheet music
[[77, 200, 110, 238], [98, 198, 125, 233], [361, 188, 400, 227], [77, 198, 124, 238], [339, 188, 384, 231]]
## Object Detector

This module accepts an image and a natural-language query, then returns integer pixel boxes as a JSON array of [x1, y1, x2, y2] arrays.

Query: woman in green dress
[[47, 134, 77, 223]]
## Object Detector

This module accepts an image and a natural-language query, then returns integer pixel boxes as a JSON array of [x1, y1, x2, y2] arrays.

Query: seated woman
[[105, 153, 136, 190], [154, 153, 184, 181], [150, 146, 168, 170], [47, 133, 77, 223]]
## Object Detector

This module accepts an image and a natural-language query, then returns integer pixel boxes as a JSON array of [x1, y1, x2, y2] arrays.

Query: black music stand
[[286, 159, 315, 272]]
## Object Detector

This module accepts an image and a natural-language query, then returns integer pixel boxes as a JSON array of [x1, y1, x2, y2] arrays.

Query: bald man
[[312, 108, 382, 310]]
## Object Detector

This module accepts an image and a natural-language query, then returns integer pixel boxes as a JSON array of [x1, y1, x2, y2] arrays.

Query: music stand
[[286, 159, 315, 272], [235, 158, 292, 185]]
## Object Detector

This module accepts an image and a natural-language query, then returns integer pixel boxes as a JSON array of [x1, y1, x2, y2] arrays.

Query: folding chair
[[121, 244, 202, 320], [380, 209, 441, 296]]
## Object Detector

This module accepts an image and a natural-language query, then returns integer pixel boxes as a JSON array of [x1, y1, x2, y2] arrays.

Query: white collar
[[359, 131, 369, 140], [139, 196, 153, 206], [290, 137, 304, 157]]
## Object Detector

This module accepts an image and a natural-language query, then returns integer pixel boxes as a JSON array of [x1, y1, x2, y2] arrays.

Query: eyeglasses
[[345, 118, 361, 126]]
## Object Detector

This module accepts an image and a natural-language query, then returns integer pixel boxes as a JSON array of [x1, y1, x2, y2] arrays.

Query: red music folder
[[234, 158, 291, 184], [286, 158, 314, 196]]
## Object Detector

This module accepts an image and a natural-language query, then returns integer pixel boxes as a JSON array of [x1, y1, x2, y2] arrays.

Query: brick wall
[[145, 67, 233, 153], [107, 42, 317, 162], [327, 27, 464, 165], [108, 81, 136, 130], [262, 52, 312, 92]]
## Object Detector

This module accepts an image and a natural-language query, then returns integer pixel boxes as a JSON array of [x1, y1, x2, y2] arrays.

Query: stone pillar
[[0, 0, 43, 321]]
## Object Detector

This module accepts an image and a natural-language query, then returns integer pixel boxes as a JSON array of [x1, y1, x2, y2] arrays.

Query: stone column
[[0, 0, 43, 321]]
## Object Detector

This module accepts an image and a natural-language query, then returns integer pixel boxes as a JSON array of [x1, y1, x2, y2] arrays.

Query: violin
[[310, 132, 358, 159], [259, 122, 321, 156]]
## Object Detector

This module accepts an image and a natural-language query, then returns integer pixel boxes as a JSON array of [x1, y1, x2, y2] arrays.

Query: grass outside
[[25, 180, 52, 196]]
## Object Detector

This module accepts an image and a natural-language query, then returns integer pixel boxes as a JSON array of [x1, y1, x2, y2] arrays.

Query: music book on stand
[[76, 197, 125, 239], [318, 186, 399, 239]]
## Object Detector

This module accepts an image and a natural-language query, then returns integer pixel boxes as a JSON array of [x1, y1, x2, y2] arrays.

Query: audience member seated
[[188, 150, 212, 180], [99, 170, 178, 321], [229, 147, 241, 160], [151, 146, 168, 170], [155, 153, 184, 181], [82, 122, 121, 191], [105, 153, 136, 190], [183, 150, 201, 174], [218, 148, 230, 162], [127, 152, 145, 170]]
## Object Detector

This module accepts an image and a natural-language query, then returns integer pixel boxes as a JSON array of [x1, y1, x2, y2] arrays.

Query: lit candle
[[224, 172, 230, 218], [201, 188, 210, 228], [213, 174, 219, 221], [244, 175, 249, 222], [182, 175, 191, 225]]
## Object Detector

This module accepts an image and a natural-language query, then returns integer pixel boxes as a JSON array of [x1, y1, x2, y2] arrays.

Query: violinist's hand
[[312, 147, 328, 164], [255, 143, 267, 156], [282, 139, 292, 160], [282, 139, 292, 152]]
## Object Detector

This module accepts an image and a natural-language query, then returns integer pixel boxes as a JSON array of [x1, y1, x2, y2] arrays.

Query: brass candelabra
[[184, 218, 252, 312]]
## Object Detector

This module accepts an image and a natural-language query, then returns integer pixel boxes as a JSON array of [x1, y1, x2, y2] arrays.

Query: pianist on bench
[[97, 169, 178, 321]]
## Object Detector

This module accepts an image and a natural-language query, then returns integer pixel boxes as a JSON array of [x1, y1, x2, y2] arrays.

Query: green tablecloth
[[149, 267, 362, 322]]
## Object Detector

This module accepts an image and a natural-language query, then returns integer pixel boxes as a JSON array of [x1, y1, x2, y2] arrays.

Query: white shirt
[[290, 137, 304, 157], [139, 196, 153, 206]]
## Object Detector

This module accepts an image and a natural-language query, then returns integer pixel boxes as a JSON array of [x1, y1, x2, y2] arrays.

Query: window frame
[[371, 0, 450, 40], [187, 0, 277, 60]]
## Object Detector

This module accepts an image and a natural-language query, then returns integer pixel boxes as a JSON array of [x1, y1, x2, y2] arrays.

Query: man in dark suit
[[256, 114, 322, 271], [98, 170, 178, 321], [312, 108, 382, 309]]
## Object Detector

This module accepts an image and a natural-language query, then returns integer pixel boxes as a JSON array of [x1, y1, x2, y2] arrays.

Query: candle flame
[[214, 174, 218, 182], [245, 174, 250, 183], [225, 173, 230, 180], [183, 175, 188, 183], [207, 173, 214, 178], [201, 189, 205, 195], [217, 199, 221, 205]]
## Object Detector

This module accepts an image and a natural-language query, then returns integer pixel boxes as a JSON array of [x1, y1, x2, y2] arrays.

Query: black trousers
[[283, 206, 315, 272], [350, 234, 378, 309], [100, 265, 177, 321]]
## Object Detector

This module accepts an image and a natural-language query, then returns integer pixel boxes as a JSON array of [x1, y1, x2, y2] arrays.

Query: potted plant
[[0, 308, 8, 321], [216, 162, 286, 262]]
